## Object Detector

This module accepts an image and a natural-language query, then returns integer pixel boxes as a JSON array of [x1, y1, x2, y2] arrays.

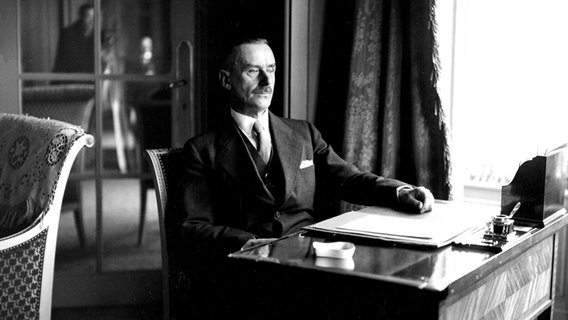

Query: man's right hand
[[398, 186, 434, 214]]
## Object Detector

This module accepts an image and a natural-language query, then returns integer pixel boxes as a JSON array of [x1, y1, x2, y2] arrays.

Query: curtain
[[342, 0, 451, 206]]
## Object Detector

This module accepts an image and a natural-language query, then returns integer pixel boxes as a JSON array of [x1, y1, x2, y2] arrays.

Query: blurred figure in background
[[53, 3, 95, 73]]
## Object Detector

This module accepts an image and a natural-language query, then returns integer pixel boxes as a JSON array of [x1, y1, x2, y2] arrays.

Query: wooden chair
[[145, 148, 189, 320], [0, 113, 94, 319], [22, 84, 95, 247]]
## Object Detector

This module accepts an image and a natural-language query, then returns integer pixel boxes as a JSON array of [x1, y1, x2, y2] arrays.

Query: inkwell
[[484, 202, 520, 241]]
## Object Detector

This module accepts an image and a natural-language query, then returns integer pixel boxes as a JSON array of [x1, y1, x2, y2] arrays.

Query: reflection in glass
[[101, 80, 172, 174], [21, 82, 97, 273], [20, 0, 97, 74], [100, 83, 170, 272], [101, 0, 171, 75], [20, 0, 171, 75], [52, 3, 95, 74], [21, 81, 96, 174], [20, 0, 59, 73], [19, 0, 173, 277]]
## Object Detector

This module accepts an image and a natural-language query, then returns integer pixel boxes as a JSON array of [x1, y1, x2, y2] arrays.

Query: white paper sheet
[[304, 200, 497, 247]]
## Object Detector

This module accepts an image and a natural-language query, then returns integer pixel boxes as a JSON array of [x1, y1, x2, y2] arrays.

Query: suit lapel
[[216, 120, 275, 205], [269, 113, 302, 204]]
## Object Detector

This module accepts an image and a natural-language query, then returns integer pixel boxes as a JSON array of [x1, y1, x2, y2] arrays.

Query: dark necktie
[[253, 121, 271, 166]]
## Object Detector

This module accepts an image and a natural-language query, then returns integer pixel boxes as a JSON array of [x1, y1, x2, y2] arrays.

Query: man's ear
[[219, 70, 231, 90]]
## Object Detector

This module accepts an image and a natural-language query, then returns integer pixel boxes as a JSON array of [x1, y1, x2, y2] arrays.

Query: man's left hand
[[398, 186, 434, 214], [240, 238, 277, 257]]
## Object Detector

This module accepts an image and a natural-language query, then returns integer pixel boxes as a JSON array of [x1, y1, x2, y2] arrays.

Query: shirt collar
[[230, 108, 270, 138]]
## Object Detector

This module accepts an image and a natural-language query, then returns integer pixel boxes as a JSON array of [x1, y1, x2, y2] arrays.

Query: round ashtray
[[312, 241, 355, 259]]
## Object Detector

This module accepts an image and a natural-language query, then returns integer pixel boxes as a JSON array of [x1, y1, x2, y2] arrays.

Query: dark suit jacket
[[179, 111, 407, 256], [53, 21, 94, 73]]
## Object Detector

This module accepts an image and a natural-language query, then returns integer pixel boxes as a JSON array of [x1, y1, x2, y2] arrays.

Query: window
[[437, 0, 568, 203]]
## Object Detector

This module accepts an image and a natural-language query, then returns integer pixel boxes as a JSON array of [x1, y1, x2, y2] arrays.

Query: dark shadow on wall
[[313, 1, 357, 218], [314, 1, 357, 155]]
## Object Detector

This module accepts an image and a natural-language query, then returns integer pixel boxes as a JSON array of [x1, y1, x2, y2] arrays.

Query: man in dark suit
[[53, 4, 95, 74], [179, 38, 434, 257], [177, 37, 434, 318]]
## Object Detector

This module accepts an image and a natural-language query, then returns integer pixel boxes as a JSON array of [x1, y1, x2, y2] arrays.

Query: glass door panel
[[20, 80, 98, 273], [19, 0, 174, 276], [99, 80, 170, 271], [101, 0, 172, 75], [20, 0, 100, 75], [100, 80, 172, 175], [20, 0, 72, 73], [21, 80, 96, 175], [20, 0, 172, 76]]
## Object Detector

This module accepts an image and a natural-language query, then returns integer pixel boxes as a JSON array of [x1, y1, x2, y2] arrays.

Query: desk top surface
[[230, 209, 568, 293]]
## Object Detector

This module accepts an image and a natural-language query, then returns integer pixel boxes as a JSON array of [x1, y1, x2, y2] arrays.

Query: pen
[[508, 202, 521, 218]]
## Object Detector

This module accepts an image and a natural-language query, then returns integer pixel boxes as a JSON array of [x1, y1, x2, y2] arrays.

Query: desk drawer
[[441, 237, 553, 320]]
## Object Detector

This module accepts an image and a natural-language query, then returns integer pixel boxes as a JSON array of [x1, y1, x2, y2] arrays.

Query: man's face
[[81, 8, 94, 31], [225, 43, 276, 116]]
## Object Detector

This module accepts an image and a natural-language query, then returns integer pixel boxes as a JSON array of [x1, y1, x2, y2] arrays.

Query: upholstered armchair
[[0, 113, 94, 319]]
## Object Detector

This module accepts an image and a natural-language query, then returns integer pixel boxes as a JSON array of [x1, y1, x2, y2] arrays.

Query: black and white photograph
[[0, 0, 567, 319]]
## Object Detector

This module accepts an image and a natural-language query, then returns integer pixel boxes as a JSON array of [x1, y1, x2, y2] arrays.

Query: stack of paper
[[304, 200, 497, 247]]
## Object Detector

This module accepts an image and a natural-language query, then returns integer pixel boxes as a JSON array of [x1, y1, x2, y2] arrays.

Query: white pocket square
[[299, 160, 313, 169]]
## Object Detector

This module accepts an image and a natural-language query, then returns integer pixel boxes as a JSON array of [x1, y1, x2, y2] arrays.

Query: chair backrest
[[22, 84, 95, 203], [0, 113, 94, 319], [145, 148, 188, 320], [21, 84, 95, 130]]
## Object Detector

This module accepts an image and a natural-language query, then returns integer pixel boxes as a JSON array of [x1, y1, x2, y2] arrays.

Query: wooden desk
[[228, 210, 568, 320]]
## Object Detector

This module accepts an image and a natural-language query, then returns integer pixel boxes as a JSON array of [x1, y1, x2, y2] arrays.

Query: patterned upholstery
[[145, 148, 188, 320], [0, 113, 94, 319], [0, 230, 47, 318], [22, 84, 94, 246]]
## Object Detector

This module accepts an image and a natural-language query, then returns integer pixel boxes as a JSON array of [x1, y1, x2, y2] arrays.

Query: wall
[[0, 0, 19, 114], [289, 0, 325, 122], [20, 0, 60, 73]]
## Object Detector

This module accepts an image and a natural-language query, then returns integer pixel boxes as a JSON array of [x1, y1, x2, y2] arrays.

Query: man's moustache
[[253, 88, 272, 94]]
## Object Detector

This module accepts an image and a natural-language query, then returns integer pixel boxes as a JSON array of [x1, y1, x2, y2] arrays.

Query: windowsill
[[464, 182, 568, 208], [463, 182, 502, 207]]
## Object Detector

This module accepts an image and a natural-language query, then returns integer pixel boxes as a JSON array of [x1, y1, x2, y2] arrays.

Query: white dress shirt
[[230, 108, 271, 150]]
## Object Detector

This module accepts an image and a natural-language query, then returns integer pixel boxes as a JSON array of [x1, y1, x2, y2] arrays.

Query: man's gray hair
[[222, 38, 269, 71]]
